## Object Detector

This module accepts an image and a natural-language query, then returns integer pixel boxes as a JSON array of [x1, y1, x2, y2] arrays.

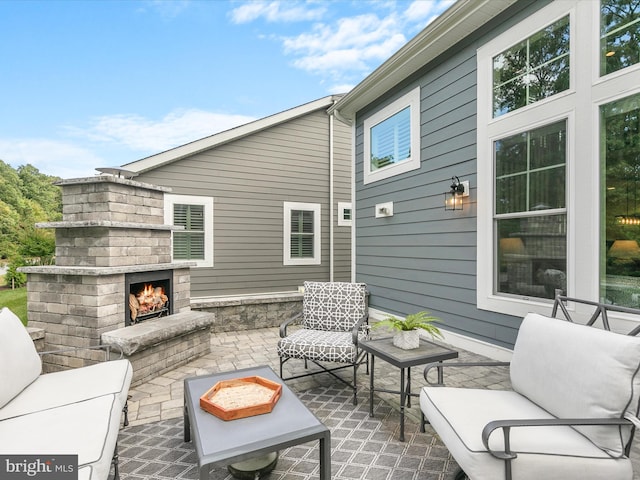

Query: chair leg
[[352, 363, 358, 405], [111, 442, 120, 480], [454, 468, 468, 480]]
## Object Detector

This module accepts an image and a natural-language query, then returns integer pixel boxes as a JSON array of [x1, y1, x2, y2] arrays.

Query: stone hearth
[[20, 175, 214, 385]]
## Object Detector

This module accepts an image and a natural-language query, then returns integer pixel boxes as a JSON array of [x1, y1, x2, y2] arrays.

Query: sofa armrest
[[481, 417, 635, 460], [279, 312, 303, 338], [423, 361, 510, 386], [39, 344, 124, 361]]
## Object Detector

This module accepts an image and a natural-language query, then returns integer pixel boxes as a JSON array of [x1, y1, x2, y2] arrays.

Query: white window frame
[[283, 201, 321, 266], [337, 202, 352, 227], [477, 0, 640, 320], [363, 86, 421, 185], [164, 194, 214, 268]]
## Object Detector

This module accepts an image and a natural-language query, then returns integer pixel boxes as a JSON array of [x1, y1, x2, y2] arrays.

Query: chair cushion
[[420, 387, 633, 480], [302, 282, 367, 332], [0, 307, 42, 408], [510, 313, 640, 457], [277, 329, 359, 363], [0, 359, 132, 421]]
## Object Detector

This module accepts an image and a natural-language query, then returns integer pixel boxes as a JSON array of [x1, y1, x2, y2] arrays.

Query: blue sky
[[0, 0, 453, 179]]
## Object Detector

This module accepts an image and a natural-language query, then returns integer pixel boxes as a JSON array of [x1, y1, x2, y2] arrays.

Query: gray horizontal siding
[[136, 108, 352, 297], [353, 1, 547, 349]]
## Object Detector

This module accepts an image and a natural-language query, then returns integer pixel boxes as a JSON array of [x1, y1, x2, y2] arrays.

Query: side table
[[359, 336, 458, 441]]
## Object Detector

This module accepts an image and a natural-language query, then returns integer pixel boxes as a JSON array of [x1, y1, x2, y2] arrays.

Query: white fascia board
[[122, 95, 342, 174], [329, 0, 518, 120]]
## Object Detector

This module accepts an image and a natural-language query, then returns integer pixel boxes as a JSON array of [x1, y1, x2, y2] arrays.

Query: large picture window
[[283, 202, 321, 265], [600, 0, 640, 76], [493, 15, 570, 117], [363, 87, 421, 184], [601, 92, 640, 307], [164, 194, 214, 268]]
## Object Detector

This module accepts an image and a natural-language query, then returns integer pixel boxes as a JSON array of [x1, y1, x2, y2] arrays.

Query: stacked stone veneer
[[20, 175, 213, 384]]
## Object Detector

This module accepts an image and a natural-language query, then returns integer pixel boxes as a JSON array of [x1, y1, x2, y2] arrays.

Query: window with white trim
[[600, 0, 640, 76], [477, 0, 640, 319], [164, 194, 213, 268], [338, 202, 352, 227], [284, 202, 321, 265], [363, 87, 421, 184]]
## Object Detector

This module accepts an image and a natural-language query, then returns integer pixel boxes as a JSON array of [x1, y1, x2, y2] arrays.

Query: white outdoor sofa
[[0, 307, 133, 480], [421, 298, 640, 480]]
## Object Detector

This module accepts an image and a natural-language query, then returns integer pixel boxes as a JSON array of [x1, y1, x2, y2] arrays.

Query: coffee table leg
[[184, 404, 191, 443], [319, 431, 331, 480], [399, 367, 406, 442], [369, 355, 375, 417]]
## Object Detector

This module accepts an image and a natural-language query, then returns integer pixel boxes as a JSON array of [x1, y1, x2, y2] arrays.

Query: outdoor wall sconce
[[444, 176, 469, 211]]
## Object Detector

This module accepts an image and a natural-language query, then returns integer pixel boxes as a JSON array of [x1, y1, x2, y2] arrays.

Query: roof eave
[[122, 94, 343, 174], [328, 0, 518, 120]]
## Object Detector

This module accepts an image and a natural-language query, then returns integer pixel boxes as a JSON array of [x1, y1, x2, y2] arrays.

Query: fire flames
[[129, 284, 168, 323]]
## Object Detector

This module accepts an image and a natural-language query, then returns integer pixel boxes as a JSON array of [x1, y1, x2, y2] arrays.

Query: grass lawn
[[0, 286, 28, 325]]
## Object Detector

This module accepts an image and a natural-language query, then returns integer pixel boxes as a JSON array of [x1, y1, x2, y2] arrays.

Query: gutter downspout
[[329, 112, 335, 282]]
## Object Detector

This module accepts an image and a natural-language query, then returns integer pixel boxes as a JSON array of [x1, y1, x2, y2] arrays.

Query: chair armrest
[[39, 344, 124, 361], [279, 312, 303, 338], [352, 314, 370, 345], [481, 417, 634, 460], [423, 361, 510, 385]]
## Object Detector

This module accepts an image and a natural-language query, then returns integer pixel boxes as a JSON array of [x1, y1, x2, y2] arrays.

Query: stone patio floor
[[124, 326, 640, 479]]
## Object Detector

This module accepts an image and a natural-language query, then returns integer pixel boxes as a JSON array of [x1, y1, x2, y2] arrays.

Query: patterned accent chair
[[277, 281, 369, 404]]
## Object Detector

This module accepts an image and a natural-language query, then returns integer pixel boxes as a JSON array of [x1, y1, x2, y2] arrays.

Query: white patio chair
[[420, 297, 640, 480]]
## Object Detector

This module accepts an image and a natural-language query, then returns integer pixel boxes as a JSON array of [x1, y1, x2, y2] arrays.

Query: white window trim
[[337, 202, 352, 227], [164, 194, 214, 268], [283, 201, 321, 266], [477, 1, 577, 318], [363, 86, 421, 185], [477, 0, 640, 320]]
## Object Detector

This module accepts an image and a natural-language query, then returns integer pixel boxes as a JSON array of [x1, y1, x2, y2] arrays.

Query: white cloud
[[0, 109, 257, 180], [0, 138, 105, 179], [66, 109, 256, 153], [229, 1, 326, 24]]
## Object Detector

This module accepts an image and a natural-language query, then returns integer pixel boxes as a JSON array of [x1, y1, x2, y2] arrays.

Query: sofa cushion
[[420, 386, 633, 480], [0, 394, 125, 480], [0, 359, 132, 421], [0, 307, 42, 408], [510, 313, 640, 457]]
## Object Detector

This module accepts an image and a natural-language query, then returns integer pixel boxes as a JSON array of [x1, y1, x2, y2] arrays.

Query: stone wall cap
[[35, 221, 183, 231], [101, 310, 215, 355], [18, 262, 195, 275], [192, 291, 303, 308], [55, 175, 172, 192]]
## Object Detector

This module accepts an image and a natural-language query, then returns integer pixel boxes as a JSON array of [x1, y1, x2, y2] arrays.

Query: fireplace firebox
[[125, 270, 173, 325]]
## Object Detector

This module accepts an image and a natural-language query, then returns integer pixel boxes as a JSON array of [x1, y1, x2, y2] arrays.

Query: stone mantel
[[35, 221, 184, 231], [19, 262, 195, 276]]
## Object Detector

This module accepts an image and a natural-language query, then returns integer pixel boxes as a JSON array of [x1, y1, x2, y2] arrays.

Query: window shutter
[[173, 204, 205, 260], [290, 210, 314, 258]]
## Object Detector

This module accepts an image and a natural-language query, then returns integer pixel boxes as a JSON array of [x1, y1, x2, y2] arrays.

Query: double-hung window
[[284, 202, 321, 265], [164, 194, 213, 268], [363, 87, 421, 184], [477, 1, 573, 317]]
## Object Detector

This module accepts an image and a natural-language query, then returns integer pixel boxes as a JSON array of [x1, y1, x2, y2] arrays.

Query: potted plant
[[373, 311, 443, 349]]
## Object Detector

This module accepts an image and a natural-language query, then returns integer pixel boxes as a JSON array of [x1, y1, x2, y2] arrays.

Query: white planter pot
[[393, 330, 420, 350]]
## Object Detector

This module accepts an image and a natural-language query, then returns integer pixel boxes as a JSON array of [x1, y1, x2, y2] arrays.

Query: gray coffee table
[[183, 365, 331, 480], [360, 336, 458, 441]]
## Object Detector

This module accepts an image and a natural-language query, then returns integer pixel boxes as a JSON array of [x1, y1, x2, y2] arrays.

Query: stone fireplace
[[20, 175, 214, 385]]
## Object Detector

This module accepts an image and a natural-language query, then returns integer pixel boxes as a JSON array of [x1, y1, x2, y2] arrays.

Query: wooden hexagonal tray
[[199, 376, 282, 421]]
